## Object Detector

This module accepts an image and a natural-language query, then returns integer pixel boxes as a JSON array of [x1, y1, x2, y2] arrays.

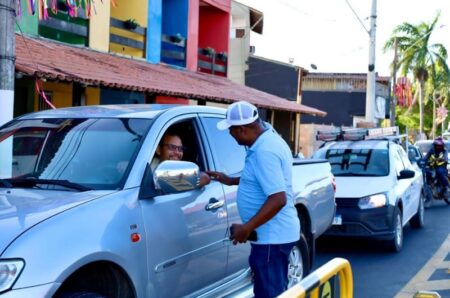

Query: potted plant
[[124, 18, 139, 30], [201, 47, 215, 57], [169, 33, 184, 43], [217, 52, 228, 61]]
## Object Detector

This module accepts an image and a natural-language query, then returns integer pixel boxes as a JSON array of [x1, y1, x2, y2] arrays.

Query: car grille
[[326, 223, 371, 235], [335, 197, 359, 207]]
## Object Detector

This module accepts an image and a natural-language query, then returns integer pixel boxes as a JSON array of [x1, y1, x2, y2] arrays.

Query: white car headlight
[[0, 260, 24, 293], [358, 194, 387, 209]]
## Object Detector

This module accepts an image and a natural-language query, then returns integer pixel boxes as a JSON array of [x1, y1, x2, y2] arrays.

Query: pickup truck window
[[0, 118, 151, 190], [201, 117, 246, 175]]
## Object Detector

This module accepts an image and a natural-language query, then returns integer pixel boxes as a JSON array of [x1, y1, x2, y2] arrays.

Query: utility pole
[[0, 0, 15, 126], [390, 37, 398, 126], [365, 0, 377, 126]]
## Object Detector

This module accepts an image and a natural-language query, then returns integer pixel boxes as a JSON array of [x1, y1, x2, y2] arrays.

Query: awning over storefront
[[15, 34, 326, 116]]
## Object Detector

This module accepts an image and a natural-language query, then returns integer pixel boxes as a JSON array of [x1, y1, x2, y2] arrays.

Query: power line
[[344, 0, 369, 35]]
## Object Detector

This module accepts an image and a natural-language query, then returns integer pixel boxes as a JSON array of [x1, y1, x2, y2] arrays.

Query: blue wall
[[147, 0, 162, 64], [161, 0, 188, 67]]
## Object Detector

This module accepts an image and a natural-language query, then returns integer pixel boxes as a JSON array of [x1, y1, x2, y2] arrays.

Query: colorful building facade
[[14, 0, 231, 114]]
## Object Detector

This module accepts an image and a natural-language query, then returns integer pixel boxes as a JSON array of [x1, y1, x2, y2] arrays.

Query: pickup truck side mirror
[[153, 160, 200, 194], [140, 160, 201, 198], [398, 169, 415, 180]]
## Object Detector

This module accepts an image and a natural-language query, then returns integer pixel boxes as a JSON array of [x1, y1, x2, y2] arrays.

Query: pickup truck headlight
[[358, 194, 387, 209], [0, 260, 24, 293]]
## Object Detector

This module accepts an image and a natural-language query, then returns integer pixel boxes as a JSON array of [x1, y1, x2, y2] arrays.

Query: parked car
[[0, 105, 335, 297], [313, 127, 425, 252]]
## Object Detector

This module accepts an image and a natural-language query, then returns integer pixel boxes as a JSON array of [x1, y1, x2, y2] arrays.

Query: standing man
[[207, 101, 300, 298]]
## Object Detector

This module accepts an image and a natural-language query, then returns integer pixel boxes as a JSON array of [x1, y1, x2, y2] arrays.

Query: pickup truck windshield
[[0, 118, 151, 190], [316, 148, 389, 177]]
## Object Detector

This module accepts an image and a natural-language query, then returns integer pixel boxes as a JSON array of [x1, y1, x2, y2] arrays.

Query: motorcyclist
[[424, 137, 449, 196]]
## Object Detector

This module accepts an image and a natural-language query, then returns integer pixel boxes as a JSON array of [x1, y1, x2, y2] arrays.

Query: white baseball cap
[[217, 101, 259, 130]]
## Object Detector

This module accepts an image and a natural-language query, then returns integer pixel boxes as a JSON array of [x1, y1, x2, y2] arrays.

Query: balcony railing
[[198, 47, 227, 75], [109, 17, 147, 57], [161, 34, 187, 67], [39, 8, 88, 45]]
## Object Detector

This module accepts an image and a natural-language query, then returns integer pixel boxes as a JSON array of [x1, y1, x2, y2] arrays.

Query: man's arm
[[230, 191, 287, 245], [205, 171, 240, 186], [198, 172, 211, 187]]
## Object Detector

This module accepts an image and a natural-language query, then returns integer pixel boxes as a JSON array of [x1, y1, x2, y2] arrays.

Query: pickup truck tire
[[410, 193, 425, 229], [385, 207, 403, 252], [54, 263, 134, 298], [287, 234, 310, 288]]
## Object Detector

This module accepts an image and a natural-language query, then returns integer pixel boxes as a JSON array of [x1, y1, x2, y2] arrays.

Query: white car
[[313, 137, 425, 252]]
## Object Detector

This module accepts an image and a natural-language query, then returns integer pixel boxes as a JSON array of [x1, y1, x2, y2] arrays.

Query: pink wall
[[186, 0, 199, 71]]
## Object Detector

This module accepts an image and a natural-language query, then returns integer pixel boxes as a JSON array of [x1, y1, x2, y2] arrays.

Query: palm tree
[[383, 12, 449, 138]]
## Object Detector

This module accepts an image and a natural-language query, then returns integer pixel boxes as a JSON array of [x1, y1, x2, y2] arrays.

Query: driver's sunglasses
[[162, 143, 186, 153]]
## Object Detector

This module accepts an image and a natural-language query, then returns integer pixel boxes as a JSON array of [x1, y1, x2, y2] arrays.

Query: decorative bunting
[[35, 80, 57, 109], [22, 0, 98, 20], [395, 77, 413, 107]]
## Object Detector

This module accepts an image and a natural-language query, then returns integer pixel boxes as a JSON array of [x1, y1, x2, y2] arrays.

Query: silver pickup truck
[[0, 105, 335, 298]]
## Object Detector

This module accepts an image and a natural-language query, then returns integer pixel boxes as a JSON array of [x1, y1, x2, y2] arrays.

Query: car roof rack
[[317, 126, 404, 142]]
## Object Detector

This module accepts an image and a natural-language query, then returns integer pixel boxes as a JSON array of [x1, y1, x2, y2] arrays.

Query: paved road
[[313, 201, 450, 298]]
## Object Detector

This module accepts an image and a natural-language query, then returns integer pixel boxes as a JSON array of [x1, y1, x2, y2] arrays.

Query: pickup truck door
[[199, 116, 251, 278], [140, 116, 228, 297]]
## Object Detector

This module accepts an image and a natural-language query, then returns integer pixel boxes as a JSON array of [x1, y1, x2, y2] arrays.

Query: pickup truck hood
[[335, 176, 391, 198], [0, 188, 115, 254]]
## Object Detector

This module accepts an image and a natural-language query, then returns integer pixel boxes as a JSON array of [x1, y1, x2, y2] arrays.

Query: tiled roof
[[15, 33, 326, 117]]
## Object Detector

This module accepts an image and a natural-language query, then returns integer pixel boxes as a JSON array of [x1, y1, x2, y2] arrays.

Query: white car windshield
[[0, 118, 152, 190], [315, 147, 389, 177]]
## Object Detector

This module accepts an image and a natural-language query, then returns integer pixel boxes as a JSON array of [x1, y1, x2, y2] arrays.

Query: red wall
[[155, 95, 189, 104], [198, 7, 230, 53], [201, 0, 230, 12]]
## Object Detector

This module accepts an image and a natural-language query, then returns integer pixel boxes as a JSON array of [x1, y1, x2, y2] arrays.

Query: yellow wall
[[34, 82, 101, 110], [86, 87, 100, 105], [35, 82, 72, 110], [110, 0, 148, 58], [89, 0, 111, 52]]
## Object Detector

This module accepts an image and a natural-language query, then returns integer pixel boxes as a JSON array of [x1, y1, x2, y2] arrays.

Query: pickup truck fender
[[2, 188, 146, 297]]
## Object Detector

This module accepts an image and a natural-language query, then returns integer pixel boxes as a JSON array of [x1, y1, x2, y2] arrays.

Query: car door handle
[[205, 198, 224, 211]]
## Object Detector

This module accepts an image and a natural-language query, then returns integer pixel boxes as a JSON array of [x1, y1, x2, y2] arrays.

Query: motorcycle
[[418, 159, 450, 207]]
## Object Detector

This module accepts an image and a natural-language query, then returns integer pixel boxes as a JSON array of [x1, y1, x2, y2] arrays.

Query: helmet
[[433, 137, 445, 150]]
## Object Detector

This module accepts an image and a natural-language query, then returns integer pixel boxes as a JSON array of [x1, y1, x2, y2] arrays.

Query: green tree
[[383, 12, 448, 138]]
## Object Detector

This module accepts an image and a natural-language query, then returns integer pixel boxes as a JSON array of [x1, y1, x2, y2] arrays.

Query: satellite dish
[[310, 64, 317, 70]]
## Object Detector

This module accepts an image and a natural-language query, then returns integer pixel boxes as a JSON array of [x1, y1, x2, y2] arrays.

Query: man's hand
[[229, 223, 252, 245]]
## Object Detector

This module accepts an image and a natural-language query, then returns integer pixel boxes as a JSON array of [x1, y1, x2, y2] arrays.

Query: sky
[[238, 0, 450, 77]]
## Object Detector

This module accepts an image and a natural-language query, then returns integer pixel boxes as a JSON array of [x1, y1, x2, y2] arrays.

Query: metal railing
[[278, 258, 353, 298]]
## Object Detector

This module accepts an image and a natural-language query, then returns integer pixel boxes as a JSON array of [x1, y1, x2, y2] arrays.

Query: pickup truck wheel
[[287, 234, 310, 288], [385, 207, 403, 252], [410, 192, 425, 229]]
